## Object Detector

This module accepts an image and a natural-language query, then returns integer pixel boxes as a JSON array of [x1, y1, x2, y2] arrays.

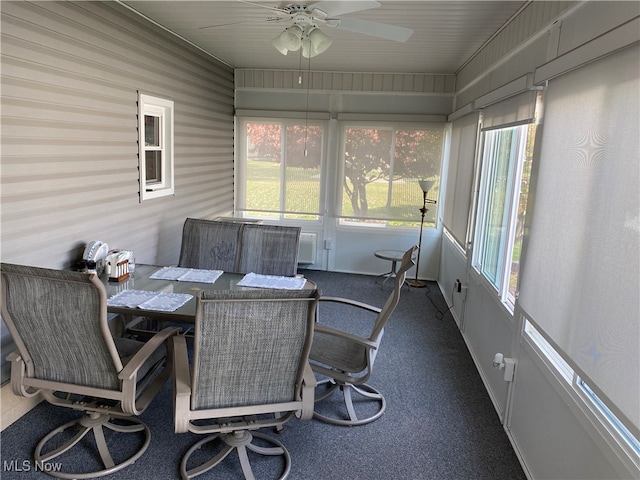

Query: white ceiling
[[120, 0, 527, 73]]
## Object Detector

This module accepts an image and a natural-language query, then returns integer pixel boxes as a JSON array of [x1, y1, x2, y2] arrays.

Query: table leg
[[376, 260, 398, 288]]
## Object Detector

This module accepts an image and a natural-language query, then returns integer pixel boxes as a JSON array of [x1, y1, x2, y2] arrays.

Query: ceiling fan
[[201, 1, 414, 58]]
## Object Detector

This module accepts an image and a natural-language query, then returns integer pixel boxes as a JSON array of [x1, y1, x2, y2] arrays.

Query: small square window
[[138, 93, 174, 201]]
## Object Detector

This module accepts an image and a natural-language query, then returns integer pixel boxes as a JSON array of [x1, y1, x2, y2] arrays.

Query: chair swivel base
[[313, 379, 387, 426], [181, 430, 292, 480], [34, 413, 150, 479]]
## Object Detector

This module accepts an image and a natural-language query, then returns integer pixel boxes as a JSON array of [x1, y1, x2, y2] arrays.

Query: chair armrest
[[314, 324, 378, 350], [6, 351, 41, 398], [6, 350, 21, 365], [297, 362, 317, 420], [172, 335, 192, 433], [118, 327, 181, 381], [119, 327, 181, 415], [319, 296, 382, 314]]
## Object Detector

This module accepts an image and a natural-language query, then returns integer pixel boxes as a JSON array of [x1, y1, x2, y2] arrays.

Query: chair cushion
[[115, 337, 166, 382]]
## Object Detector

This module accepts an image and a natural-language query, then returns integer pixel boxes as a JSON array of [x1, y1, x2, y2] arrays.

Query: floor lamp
[[406, 180, 435, 288]]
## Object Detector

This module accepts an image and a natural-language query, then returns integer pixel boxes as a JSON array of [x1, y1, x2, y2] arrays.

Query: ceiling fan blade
[[237, 0, 289, 14], [199, 16, 283, 30], [332, 17, 414, 43], [308, 1, 381, 18]]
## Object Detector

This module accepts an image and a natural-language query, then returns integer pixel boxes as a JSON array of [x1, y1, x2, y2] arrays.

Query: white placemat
[[237, 272, 307, 290], [149, 266, 223, 284], [107, 289, 193, 312]]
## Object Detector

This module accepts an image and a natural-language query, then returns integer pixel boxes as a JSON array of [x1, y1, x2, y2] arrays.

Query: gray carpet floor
[[0, 270, 526, 479]]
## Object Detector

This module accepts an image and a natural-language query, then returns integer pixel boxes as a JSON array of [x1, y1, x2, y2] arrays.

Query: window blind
[[481, 91, 537, 130], [442, 112, 480, 248], [518, 46, 640, 437]]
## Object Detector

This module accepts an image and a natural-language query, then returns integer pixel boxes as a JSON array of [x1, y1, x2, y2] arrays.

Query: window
[[337, 123, 444, 228], [138, 93, 174, 201], [578, 380, 640, 459], [237, 118, 323, 221], [472, 123, 535, 309], [524, 320, 640, 463], [524, 319, 574, 383]]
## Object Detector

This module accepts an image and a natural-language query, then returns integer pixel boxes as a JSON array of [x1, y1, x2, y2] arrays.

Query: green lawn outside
[[246, 160, 320, 220], [246, 159, 437, 226]]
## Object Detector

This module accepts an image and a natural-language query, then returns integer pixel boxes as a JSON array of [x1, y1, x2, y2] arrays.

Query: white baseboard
[[1, 383, 42, 431]]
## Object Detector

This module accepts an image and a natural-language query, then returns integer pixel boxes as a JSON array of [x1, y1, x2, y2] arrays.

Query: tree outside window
[[339, 124, 444, 227]]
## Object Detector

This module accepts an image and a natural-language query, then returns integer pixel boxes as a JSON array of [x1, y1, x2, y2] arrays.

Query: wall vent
[[298, 233, 317, 265]]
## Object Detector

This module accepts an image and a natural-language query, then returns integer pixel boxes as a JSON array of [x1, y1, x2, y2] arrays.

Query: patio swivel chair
[[309, 245, 417, 426], [0, 263, 179, 479], [173, 288, 319, 480]]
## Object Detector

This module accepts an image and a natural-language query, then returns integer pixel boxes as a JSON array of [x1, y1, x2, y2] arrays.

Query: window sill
[[140, 187, 174, 202]]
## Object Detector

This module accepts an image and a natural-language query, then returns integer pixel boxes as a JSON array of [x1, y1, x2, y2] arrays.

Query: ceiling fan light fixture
[[281, 24, 304, 50], [271, 37, 289, 55], [272, 24, 304, 54], [301, 38, 315, 58], [307, 26, 332, 54]]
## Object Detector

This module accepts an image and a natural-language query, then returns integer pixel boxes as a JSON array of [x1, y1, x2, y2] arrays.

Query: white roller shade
[[442, 112, 480, 247], [518, 46, 640, 436], [481, 91, 537, 130]]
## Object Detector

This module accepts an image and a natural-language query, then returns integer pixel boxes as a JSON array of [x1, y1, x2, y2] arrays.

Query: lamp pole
[[406, 190, 428, 288], [406, 180, 434, 288]]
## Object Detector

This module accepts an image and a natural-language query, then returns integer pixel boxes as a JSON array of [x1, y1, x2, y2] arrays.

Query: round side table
[[374, 249, 406, 288]]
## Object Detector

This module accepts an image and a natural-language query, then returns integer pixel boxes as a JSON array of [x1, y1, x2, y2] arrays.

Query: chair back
[[190, 288, 318, 411], [237, 224, 301, 276], [370, 245, 417, 343], [178, 218, 243, 272], [0, 263, 122, 390]]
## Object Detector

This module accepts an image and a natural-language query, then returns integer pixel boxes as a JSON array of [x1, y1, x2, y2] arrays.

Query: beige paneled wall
[[0, 1, 234, 270], [455, 1, 576, 107], [236, 69, 455, 94]]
